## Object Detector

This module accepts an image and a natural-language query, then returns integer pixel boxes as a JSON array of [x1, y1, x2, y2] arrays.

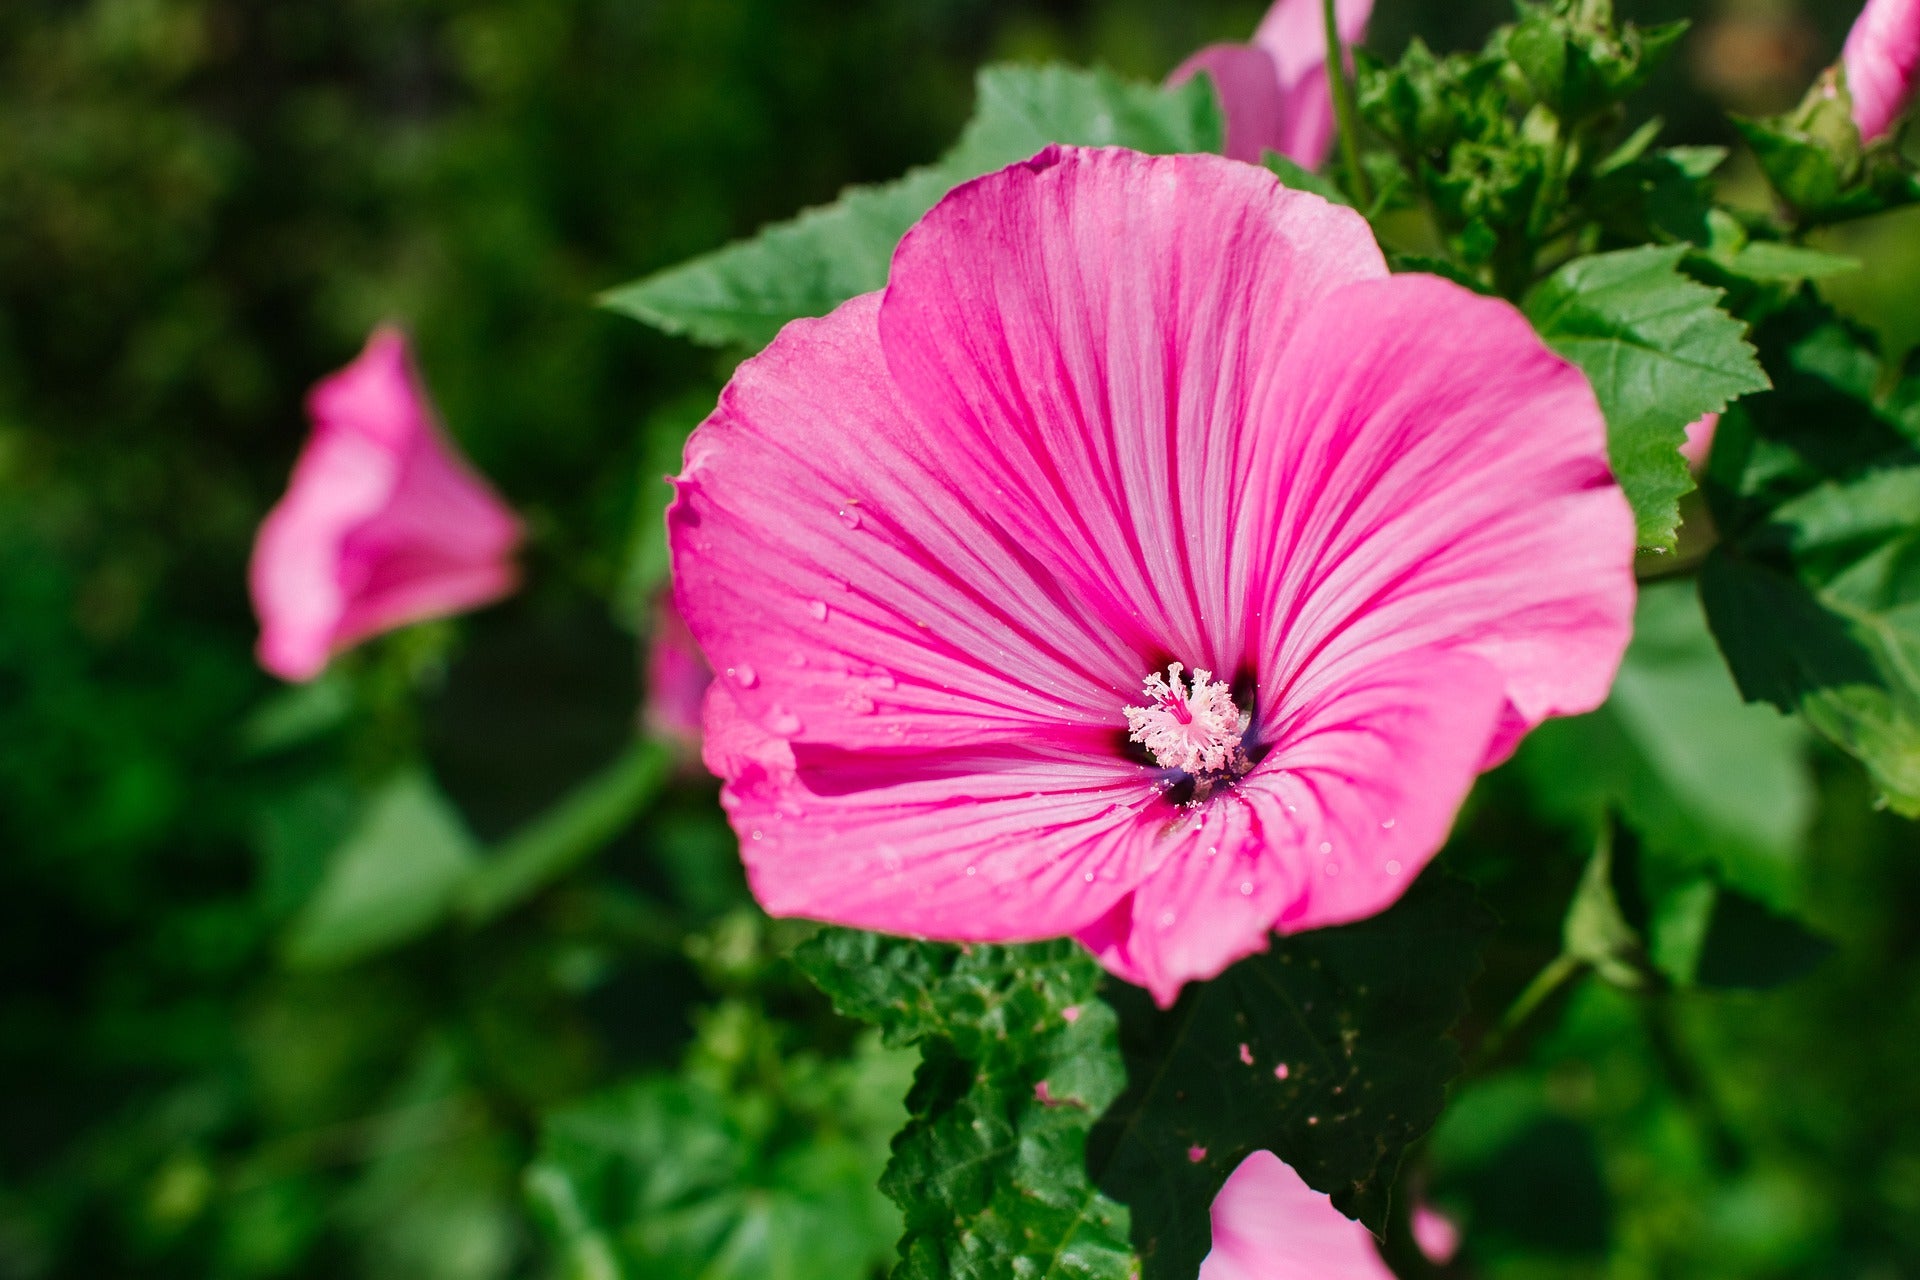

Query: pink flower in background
[[646, 592, 713, 750], [1680, 413, 1719, 471], [671, 146, 1635, 1005], [1200, 1150, 1393, 1279], [251, 328, 522, 681], [1412, 1199, 1463, 1266], [1844, 0, 1920, 144], [1168, 0, 1373, 167]]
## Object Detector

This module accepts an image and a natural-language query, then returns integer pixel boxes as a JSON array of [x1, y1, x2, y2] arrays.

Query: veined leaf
[[1525, 245, 1770, 550], [602, 65, 1223, 349]]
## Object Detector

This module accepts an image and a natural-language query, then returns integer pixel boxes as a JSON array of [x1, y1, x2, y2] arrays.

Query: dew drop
[[1238, 1043, 1254, 1066], [965, 866, 977, 877], [788, 651, 808, 668], [1324, 862, 1340, 877], [1386, 859, 1404, 876], [1083, 871, 1095, 883], [767, 706, 802, 736], [1205, 845, 1219, 858], [836, 506, 862, 530], [1157, 910, 1176, 930], [733, 664, 759, 689], [807, 599, 829, 622], [1274, 1063, 1291, 1080], [1317, 841, 1332, 855], [1382, 817, 1397, 830], [1239, 881, 1254, 896], [750, 830, 763, 842]]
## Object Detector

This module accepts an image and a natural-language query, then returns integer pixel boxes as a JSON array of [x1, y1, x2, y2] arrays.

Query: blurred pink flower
[[250, 327, 522, 682], [646, 592, 713, 749], [1168, 0, 1373, 167], [1680, 413, 1719, 471], [671, 146, 1635, 1005], [1845, 0, 1920, 143], [1200, 1150, 1393, 1279], [1412, 1199, 1463, 1266]]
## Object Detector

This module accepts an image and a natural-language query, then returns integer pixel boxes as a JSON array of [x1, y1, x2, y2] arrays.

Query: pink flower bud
[[645, 591, 713, 750], [250, 328, 522, 681], [1844, 0, 1920, 144]]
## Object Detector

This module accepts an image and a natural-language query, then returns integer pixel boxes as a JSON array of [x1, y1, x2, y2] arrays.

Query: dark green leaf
[[1091, 874, 1496, 1276], [1525, 245, 1770, 549], [603, 66, 1222, 349]]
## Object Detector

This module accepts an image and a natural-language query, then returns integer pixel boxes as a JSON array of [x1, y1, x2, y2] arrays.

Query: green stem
[[457, 737, 672, 925], [1471, 951, 1585, 1070], [1323, 0, 1373, 209]]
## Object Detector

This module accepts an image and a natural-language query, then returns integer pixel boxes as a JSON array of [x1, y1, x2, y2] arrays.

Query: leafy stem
[[1323, 0, 1373, 210]]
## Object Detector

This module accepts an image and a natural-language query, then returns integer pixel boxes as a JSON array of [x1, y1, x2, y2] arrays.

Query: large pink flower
[[251, 328, 522, 681], [1844, 0, 1920, 144], [671, 146, 1635, 1004], [1168, 0, 1373, 167], [1200, 1150, 1393, 1280]]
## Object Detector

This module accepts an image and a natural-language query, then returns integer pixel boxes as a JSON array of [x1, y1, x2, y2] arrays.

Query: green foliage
[[1525, 246, 1770, 549], [1735, 74, 1920, 226], [527, 1004, 911, 1280], [1702, 295, 1920, 815], [604, 65, 1223, 349]]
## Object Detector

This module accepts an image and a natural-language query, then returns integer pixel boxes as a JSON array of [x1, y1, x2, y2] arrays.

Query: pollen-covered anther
[[1124, 663, 1251, 777]]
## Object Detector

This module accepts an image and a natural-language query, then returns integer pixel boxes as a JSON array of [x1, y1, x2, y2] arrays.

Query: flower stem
[[1471, 951, 1585, 1070], [1323, 0, 1373, 209]]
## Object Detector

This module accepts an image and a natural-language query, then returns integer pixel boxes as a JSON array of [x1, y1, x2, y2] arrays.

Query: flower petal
[[1239, 273, 1636, 764], [1200, 1150, 1394, 1280], [1844, 0, 1920, 145], [1168, 44, 1289, 164], [1248, 0, 1374, 167], [878, 146, 1385, 686], [1084, 647, 1506, 1002]]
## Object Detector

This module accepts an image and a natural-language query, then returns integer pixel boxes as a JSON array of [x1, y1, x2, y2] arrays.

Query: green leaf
[[1563, 827, 1659, 991], [603, 65, 1223, 349], [1734, 105, 1920, 227], [527, 1011, 910, 1280], [1260, 150, 1351, 206], [1093, 874, 1496, 1275], [1525, 245, 1771, 549], [282, 772, 480, 969], [1700, 295, 1920, 815], [793, 932, 1134, 1280], [1519, 580, 1814, 908]]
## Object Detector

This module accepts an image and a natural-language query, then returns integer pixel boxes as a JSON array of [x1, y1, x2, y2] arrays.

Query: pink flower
[[670, 146, 1635, 1005], [1412, 1199, 1463, 1266], [1680, 413, 1719, 472], [1844, 0, 1920, 144], [1168, 0, 1374, 167], [1199, 1150, 1393, 1280], [646, 592, 714, 749], [251, 328, 522, 682]]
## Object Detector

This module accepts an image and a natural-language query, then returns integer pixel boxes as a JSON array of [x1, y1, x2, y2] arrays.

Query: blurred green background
[[2, 1, 1917, 1277]]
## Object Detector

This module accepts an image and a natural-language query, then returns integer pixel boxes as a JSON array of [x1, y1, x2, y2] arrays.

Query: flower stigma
[[1124, 663, 1251, 799]]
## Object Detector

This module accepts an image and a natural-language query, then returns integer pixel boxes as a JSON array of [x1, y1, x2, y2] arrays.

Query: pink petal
[[250, 328, 522, 681], [1680, 412, 1718, 471], [1844, 0, 1920, 145], [1169, 44, 1290, 165], [878, 147, 1384, 688], [1200, 1150, 1393, 1280], [1252, 0, 1374, 90], [1240, 274, 1636, 767], [645, 593, 713, 749], [1412, 1199, 1464, 1266]]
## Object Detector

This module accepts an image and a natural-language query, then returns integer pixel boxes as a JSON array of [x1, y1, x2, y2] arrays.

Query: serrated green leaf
[[1525, 245, 1771, 549], [282, 772, 479, 969], [1519, 580, 1814, 909], [1092, 874, 1495, 1276], [603, 65, 1222, 349], [793, 933, 1132, 1280]]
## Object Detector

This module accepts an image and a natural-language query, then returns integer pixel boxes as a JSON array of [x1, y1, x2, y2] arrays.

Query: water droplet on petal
[[1317, 840, 1332, 855], [734, 664, 759, 689], [807, 599, 829, 622], [767, 706, 802, 736], [836, 506, 862, 530], [750, 830, 763, 841], [1083, 871, 1095, 883], [1157, 910, 1176, 929], [1382, 817, 1397, 830], [1205, 845, 1219, 858], [1324, 862, 1339, 877], [965, 866, 977, 877], [1239, 881, 1254, 896]]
